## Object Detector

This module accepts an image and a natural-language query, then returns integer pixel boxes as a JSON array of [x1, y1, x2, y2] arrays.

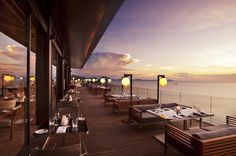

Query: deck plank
[[79, 88, 185, 156]]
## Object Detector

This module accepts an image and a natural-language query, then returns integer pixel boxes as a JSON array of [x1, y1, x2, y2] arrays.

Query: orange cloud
[[0, 45, 35, 76], [72, 52, 138, 77]]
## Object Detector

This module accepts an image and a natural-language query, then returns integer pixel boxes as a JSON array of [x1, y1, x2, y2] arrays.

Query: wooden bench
[[165, 118, 236, 156], [113, 98, 156, 115]]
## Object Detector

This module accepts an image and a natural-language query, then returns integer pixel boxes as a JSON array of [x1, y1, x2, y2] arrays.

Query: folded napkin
[[56, 126, 67, 134], [204, 112, 214, 116], [173, 114, 184, 119], [193, 112, 204, 116]]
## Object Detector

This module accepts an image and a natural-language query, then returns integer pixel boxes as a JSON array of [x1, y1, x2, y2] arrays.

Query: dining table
[[33, 117, 89, 156], [147, 106, 214, 144]]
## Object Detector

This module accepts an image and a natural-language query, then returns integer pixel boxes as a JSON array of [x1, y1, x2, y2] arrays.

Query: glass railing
[[110, 84, 236, 125]]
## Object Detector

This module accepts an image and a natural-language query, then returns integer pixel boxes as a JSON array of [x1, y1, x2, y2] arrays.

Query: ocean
[[112, 80, 236, 98], [111, 80, 236, 124]]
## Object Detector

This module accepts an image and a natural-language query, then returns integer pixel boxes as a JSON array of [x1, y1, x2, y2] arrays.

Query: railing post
[[160, 90, 162, 104], [210, 96, 212, 124], [179, 92, 182, 104]]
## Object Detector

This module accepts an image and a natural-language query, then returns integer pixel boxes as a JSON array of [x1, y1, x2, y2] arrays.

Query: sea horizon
[[111, 79, 236, 99]]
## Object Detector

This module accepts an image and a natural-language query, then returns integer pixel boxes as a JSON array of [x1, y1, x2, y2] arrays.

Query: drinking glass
[[72, 119, 78, 128]]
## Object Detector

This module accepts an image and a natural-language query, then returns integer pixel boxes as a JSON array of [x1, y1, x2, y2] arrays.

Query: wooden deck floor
[[0, 87, 188, 156], [79, 88, 185, 156]]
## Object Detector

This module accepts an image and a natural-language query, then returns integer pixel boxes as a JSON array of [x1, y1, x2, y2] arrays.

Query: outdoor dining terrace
[[1, 80, 236, 155], [0, 86, 184, 156], [1, 0, 236, 155]]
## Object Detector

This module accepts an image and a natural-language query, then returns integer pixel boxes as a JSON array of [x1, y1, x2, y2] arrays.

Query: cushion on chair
[[185, 128, 208, 135], [161, 103, 178, 108], [139, 98, 156, 105], [133, 104, 156, 112], [192, 127, 236, 140], [142, 112, 163, 123], [202, 124, 233, 131]]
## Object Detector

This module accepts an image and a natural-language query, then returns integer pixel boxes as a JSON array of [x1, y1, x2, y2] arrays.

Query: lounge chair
[[165, 123, 236, 155], [113, 98, 156, 115], [202, 116, 236, 131]]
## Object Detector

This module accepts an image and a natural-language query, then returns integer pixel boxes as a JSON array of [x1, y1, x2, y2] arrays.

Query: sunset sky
[[75, 0, 236, 81], [1, 0, 236, 81]]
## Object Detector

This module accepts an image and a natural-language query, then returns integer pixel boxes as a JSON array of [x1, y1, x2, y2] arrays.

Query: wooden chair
[[30, 133, 81, 156], [0, 99, 17, 109], [0, 102, 21, 140], [202, 116, 236, 131], [165, 123, 236, 156]]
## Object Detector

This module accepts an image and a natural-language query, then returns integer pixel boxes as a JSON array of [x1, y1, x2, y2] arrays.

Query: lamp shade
[[72, 77, 75, 80], [159, 77, 167, 86], [121, 77, 130, 87], [30, 76, 35, 81], [4, 75, 14, 82], [88, 79, 91, 82], [20, 77, 23, 80], [92, 78, 96, 83], [108, 78, 112, 83], [100, 77, 105, 84]]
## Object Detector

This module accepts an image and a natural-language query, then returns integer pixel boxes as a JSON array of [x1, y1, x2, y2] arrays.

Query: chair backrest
[[0, 99, 17, 109], [226, 116, 236, 127], [30, 133, 80, 156]]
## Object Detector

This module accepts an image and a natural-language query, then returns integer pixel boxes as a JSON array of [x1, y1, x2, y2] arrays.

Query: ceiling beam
[[2, 0, 25, 24], [52, 39, 63, 57], [26, 0, 48, 33]]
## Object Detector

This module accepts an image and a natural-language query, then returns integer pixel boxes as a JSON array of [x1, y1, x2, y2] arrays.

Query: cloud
[[0, 45, 35, 76], [159, 66, 176, 71], [0, 45, 26, 62], [170, 72, 236, 82], [72, 52, 138, 77], [84, 52, 139, 69], [145, 64, 152, 68]]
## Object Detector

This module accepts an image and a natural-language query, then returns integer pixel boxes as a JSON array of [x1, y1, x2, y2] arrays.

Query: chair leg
[[10, 122, 14, 140], [164, 142, 167, 155]]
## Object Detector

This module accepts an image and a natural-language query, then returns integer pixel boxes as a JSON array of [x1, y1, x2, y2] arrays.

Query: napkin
[[193, 112, 204, 116], [56, 126, 67, 133], [173, 114, 184, 119]]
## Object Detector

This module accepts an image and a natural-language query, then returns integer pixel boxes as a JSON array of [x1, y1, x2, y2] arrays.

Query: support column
[[56, 55, 63, 102], [68, 66, 71, 86], [64, 64, 68, 92], [24, 10, 31, 145], [36, 18, 52, 127]]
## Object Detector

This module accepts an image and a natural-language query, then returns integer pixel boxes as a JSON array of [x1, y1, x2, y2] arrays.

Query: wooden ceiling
[[51, 0, 124, 68], [0, 0, 123, 68]]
